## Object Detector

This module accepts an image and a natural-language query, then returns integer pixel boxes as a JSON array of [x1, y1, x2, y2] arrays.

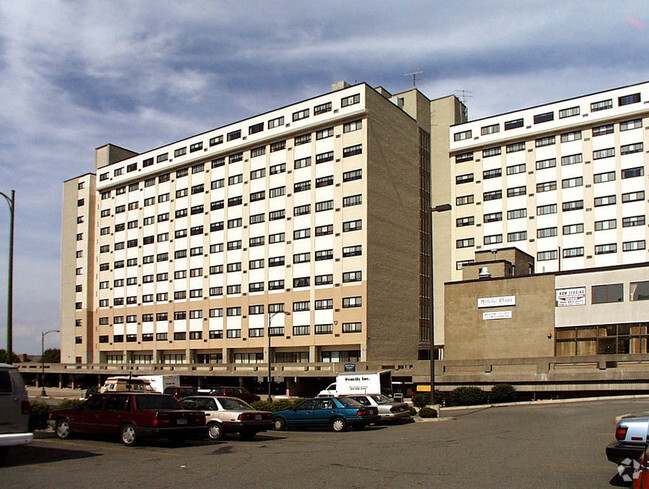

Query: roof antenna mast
[[403, 71, 423, 88]]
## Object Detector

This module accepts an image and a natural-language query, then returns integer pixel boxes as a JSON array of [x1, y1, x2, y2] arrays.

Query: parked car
[[345, 394, 412, 423], [48, 392, 205, 446], [100, 376, 152, 393], [163, 386, 196, 400], [606, 412, 649, 484], [196, 386, 260, 404], [181, 395, 273, 441], [0, 363, 32, 460], [273, 397, 379, 432]]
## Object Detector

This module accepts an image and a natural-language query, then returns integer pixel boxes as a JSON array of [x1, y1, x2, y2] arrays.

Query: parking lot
[[2, 397, 644, 488]]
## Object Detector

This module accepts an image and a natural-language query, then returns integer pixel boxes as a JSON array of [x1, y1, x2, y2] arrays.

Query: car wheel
[[331, 417, 347, 432], [273, 417, 286, 431], [120, 423, 138, 446], [55, 419, 72, 440], [207, 422, 224, 441], [240, 430, 257, 441]]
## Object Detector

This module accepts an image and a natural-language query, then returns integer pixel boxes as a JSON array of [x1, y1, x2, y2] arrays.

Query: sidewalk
[[27, 386, 85, 402]]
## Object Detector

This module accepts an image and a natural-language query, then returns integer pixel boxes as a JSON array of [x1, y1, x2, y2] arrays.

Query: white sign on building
[[483, 311, 513, 320], [556, 287, 586, 306], [478, 295, 516, 308]]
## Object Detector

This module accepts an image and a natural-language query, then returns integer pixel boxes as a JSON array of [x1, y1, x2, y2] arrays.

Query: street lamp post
[[41, 329, 60, 396], [267, 311, 290, 402], [0, 190, 15, 361], [430, 203, 452, 405]]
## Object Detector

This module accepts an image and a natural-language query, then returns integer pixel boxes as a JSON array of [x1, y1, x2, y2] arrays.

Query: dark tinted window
[[0, 371, 11, 393], [135, 395, 181, 410], [592, 284, 624, 304]]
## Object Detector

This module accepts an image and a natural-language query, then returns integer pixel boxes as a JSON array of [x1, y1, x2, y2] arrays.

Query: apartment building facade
[[60, 82, 466, 371]]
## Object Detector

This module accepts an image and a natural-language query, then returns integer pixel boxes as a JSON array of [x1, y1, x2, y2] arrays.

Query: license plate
[[255, 415, 262, 420], [177, 418, 188, 425]]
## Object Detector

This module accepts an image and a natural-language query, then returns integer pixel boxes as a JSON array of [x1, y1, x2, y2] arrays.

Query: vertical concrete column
[[309, 345, 317, 363]]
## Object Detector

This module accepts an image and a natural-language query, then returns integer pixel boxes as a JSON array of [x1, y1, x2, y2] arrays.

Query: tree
[[0, 349, 19, 363], [41, 348, 61, 363]]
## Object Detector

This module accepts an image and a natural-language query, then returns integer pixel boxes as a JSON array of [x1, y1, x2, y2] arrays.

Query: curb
[[413, 416, 456, 423]]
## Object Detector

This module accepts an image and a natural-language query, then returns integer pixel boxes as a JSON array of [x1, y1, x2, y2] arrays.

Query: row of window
[[459, 210, 645, 229], [456, 188, 645, 208], [99, 95, 362, 182], [453, 95, 642, 142]]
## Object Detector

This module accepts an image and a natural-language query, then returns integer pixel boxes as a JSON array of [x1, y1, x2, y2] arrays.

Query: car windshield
[[370, 394, 392, 404], [337, 397, 363, 408], [219, 397, 253, 410], [135, 395, 181, 410]]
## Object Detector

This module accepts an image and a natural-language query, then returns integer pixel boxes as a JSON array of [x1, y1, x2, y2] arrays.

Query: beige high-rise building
[[60, 82, 466, 372]]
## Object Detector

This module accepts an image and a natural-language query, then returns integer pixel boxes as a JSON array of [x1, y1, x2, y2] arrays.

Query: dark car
[[273, 397, 380, 432], [196, 386, 260, 404], [47, 392, 205, 446], [163, 386, 197, 400]]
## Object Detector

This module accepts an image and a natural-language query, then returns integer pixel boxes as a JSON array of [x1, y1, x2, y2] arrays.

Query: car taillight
[[238, 413, 254, 421], [21, 401, 31, 415], [358, 409, 371, 416], [390, 406, 400, 412], [616, 426, 629, 441]]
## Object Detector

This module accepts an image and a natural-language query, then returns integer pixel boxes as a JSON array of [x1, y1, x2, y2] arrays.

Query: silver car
[[0, 363, 32, 460], [345, 394, 412, 423]]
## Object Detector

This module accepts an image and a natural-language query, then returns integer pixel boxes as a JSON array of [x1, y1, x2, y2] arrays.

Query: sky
[[1, 0, 649, 354]]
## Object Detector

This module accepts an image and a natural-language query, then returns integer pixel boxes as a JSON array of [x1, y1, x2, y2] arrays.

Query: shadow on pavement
[[0, 444, 101, 468]]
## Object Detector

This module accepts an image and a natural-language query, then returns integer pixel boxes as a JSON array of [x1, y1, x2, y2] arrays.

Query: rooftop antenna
[[403, 71, 423, 88], [455, 89, 473, 105]]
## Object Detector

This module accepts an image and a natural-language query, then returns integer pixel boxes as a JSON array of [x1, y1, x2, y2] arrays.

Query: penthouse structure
[[60, 81, 466, 372]]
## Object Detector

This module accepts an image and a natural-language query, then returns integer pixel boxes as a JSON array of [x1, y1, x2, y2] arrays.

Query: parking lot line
[[34, 438, 182, 457]]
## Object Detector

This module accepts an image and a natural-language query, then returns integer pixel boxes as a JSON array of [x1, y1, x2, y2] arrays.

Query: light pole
[[267, 310, 290, 402], [430, 203, 452, 405], [0, 190, 14, 361], [41, 329, 60, 396]]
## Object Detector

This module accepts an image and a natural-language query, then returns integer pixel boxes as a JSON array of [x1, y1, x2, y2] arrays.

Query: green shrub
[[271, 399, 295, 412], [412, 392, 431, 408], [251, 398, 307, 413], [450, 387, 488, 406], [489, 384, 516, 404], [408, 406, 417, 416], [250, 400, 273, 412], [56, 399, 83, 410], [418, 407, 438, 418], [29, 400, 51, 431]]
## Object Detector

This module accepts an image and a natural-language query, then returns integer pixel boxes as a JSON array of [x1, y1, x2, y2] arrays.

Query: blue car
[[272, 397, 380, 432]]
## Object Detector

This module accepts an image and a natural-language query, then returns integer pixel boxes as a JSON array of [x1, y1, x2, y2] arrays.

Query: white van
[[0, 363, 33, 456], [100, 376, 152, 393]]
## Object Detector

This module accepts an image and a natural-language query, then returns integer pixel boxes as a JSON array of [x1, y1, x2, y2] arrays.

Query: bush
[[450, 387, 488, 406], [29, 400, 51, 431], [251, 398, 308, 413], [408, 406, 417, 416], [250, 400, 273, 412], [412, 392, 431, 408], [56, 399, 83, 410], [490, 384, 516, 404], [418, 407, 438, 418]]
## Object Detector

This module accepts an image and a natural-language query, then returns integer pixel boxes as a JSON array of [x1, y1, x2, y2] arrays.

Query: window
[[293, 252, 310, 264], [456, 238, 474, 249], [563, 247, 584, 258], [292, 301, 310, 312], [268, 280, 284, 290], [621, 143, 644, 155], [536, 181, 557, 193], [562, 176, 583, 189], [227, 129, 241, 141], [315, 249, 333, 261], [294, 204, 310, 216], [250, 168, 265, 180], [506, 141, 525, 153], [342, 322, 362, 333], [211, 157, 225, 169], [483, 212, 502, 223], [561, 154, 582, 166], [481, 123, 499, 135], [559, 106, 580, 119], [561, 131, 582, 143], [594, 171, 616, 183], [536, 158, 556, 170], [453, 130, 472, 142], [174, 147, 187, 158], [294, 228, 310, 240], [484, 234, 503, 245], [343, 220, 362, 232], [619, 93, 641, 106], [343, 144, 362, 157], [342, 271, 362, 283], [623, 240, 646, 252], [315, 151, 334, 164], [595, 243, 617, 255], [316, 224, 333, 236], [269, 186, 285, 198], [622, 191, 644, 203], [482, 147, 501, 158], [315, 274, 333, 286], [595, 195, 616, 207], [343, 120, 362, 133], [483, 190, 502, 201], [294, 156, 311, 169], [314, 102, 332, 115], [456, 216, 475, 227], [507, 186, 526, 197], [227, 284, 241, 295], [456, 173, 474, 184], [343, 296, 362, 308], [591, 99, 612, 111], [593, 124, 614, 137], [343, 169, 362, 182], [294, 133, 311, 145], [456, 194, 474, 206], [620, 119, 642, 131], [631, 282, 649, 301], [250, 146, 265, 158], [316, 127, 334, 140], [535, 136, 555, 147], [227, 262, 242, 272], [534, 112, 554, 124], [343, 194, 362, 207], [250, 213, 265, 225], [229, 152, 243, 163], [293, 277, 310, 288], [508, 231, 527, 242], [341, 94, 360, 107], [508, 208, 527, 219], [249, 122, 264, 135], [270, 141, 286, 153], [504, 118, 524, 130], [563, 223, 584, 235], [210, 135, 223, 146], [592, 284, 623, 303], [562, 200, 583, 212], [622, 167, 644, 179], [623, 215, 645, 227], [455, 152, 473, 163], [268, 116, 284, 129], [315, 200, 334, 212], [292, 108, 309, 121], [507, 163, 526, 175], [294, 180, 311, 193], [483, 168, 501, 179], [228, 196, 243, 207], [537, 227, 558, 238], [595, 219, 617, 231], [270, 209, 285, 220], [537, 250, 557, 261]]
